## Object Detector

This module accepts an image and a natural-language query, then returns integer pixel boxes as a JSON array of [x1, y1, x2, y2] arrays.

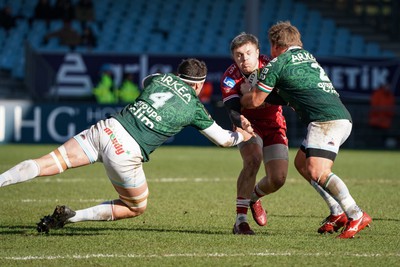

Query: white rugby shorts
[[302, 119, 352, 155], [74, 118, 146, 188]]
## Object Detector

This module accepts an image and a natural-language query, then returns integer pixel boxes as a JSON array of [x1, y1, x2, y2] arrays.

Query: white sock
[[323, 173, 363, 220], [0, 160, 40, 187], [235, 198, 250, 225], [67, 201, 114, 223], [311, 180, 344, 215]]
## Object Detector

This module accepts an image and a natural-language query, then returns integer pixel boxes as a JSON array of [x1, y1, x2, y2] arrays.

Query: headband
[[178, 73, 206, 84]]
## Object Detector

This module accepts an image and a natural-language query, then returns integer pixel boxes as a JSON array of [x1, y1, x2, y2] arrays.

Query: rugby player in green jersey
[[241, 21, 371, 239], [0, 58, 255, 233]]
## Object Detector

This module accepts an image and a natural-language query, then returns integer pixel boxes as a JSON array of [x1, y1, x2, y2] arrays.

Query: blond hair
[[268, 21, 303, 48]]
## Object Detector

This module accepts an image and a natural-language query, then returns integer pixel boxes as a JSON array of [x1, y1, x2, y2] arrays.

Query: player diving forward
[[0, 58, 255, 233]]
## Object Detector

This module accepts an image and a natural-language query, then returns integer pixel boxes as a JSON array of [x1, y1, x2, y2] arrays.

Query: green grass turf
[[0, 145, 399, 266]]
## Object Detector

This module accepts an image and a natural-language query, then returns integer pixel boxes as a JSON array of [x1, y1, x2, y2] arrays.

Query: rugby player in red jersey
[[220, 33, 289, 235]]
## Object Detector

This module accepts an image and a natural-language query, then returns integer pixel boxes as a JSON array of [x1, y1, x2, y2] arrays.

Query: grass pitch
[[0, 145, 399, 267]]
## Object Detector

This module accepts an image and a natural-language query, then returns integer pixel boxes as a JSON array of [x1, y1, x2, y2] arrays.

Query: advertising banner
[[33, 52, 400, 101], [0, 101, 213, 145]]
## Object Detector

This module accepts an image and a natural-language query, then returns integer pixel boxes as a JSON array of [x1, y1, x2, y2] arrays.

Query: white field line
[[4, 251, 400, 261], [21, 198, 107, 203], [32, 177, 400, 185], [35, 177, 302, 183]]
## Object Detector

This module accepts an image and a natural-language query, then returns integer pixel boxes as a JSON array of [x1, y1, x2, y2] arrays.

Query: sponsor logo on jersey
[[223, 76, 236, 88], [291, 51, 316, 63], [159, 74, 192, 103], [104, 127, 125, 155], [129, 101, 161, 129]]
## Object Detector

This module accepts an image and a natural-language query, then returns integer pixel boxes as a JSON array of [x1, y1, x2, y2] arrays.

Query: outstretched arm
[[199, 121, 254, 147]]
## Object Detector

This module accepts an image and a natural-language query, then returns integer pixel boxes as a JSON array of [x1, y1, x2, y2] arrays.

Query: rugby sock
[[236, 197, 250, 225], [0, 160, 40, 187], [311, 180, 344, 215], [67, 201, 114, 223], [250, 184, 267, 202], [323, 173, 363, 220]]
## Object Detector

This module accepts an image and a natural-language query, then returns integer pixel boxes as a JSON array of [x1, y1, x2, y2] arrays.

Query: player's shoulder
[[221, 63, 241, 88], [221, 63, 240, 79], [142, 73, 166, 88]]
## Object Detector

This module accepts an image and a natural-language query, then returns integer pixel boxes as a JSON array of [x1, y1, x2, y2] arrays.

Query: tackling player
[[220, 33, 289, 235], [241, 21, 372, 239], [0, 58, 255, 233]]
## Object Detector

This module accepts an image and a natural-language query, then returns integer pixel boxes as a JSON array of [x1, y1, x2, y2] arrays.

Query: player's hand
[[240, 115, 255, 137], [236, 127, 253, 141]]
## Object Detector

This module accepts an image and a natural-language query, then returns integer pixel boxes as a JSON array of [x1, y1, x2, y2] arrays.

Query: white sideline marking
[[5, 251, 400, 261], [149, 177, 224, 182], [36, 177, 399, 185], [36, 177, 229, 183], [34, 177, 302, 183], [21, 199, 106, 203]]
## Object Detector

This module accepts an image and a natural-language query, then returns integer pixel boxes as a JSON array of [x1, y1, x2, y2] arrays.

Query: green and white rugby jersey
[[257, 47, 352, 125], [112, 73, 214, 161]]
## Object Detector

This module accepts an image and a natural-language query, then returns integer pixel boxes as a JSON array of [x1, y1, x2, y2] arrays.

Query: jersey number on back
[[149, 92, 174, 109], [311, 63, 330, 82]]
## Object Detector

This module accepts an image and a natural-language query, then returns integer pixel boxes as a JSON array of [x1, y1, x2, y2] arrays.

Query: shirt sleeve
[[199, 122, 243, 147], [257, 57, 280, 93]]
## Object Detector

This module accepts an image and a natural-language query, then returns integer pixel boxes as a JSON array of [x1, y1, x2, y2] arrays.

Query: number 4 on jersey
[[149, 92, 174, 109]]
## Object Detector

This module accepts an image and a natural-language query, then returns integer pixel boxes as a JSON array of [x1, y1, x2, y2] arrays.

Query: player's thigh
[[99, 119, 147, 199], [35, 137, 91, 175], [304, 120, 352, 156], [306, 156, 334, 183], [263, 144, 289, 180], [239, 135, 263, 165], [62, 138, 91, 166]]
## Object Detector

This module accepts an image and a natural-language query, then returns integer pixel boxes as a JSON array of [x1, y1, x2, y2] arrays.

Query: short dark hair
[[177, 58, 207, 85], [230, 32, 260, 54]]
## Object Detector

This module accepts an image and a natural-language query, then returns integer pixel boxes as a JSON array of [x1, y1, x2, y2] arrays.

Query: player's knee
[[272, 173, 286, 189], [307, 168, 330, 185], [243, 153, 262, 169], [127, 200, 147, 217], [119, 192, 149, 217]]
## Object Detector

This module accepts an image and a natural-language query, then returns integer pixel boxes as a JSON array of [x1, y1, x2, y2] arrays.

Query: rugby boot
[[318, 213, 348, 234], [37, 205, 76, 233], [233, 222, 255, 235], [337, 212, 372, 239], [250, 199, 267, 226]]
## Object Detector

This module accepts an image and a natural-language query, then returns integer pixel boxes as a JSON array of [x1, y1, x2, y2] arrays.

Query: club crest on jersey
[[223, 77, 236, 89]]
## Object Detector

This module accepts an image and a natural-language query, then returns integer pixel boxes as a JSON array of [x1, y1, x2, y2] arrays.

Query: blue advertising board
[[31, 52, 400, 100], [0, 101, 214, 145], [3, 52, 399, 145]]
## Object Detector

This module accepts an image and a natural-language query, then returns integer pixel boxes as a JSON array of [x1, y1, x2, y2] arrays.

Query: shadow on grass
[[1, 215, 398, 236], [272, 214, 400, 222], [0, 224, 228, 236]]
